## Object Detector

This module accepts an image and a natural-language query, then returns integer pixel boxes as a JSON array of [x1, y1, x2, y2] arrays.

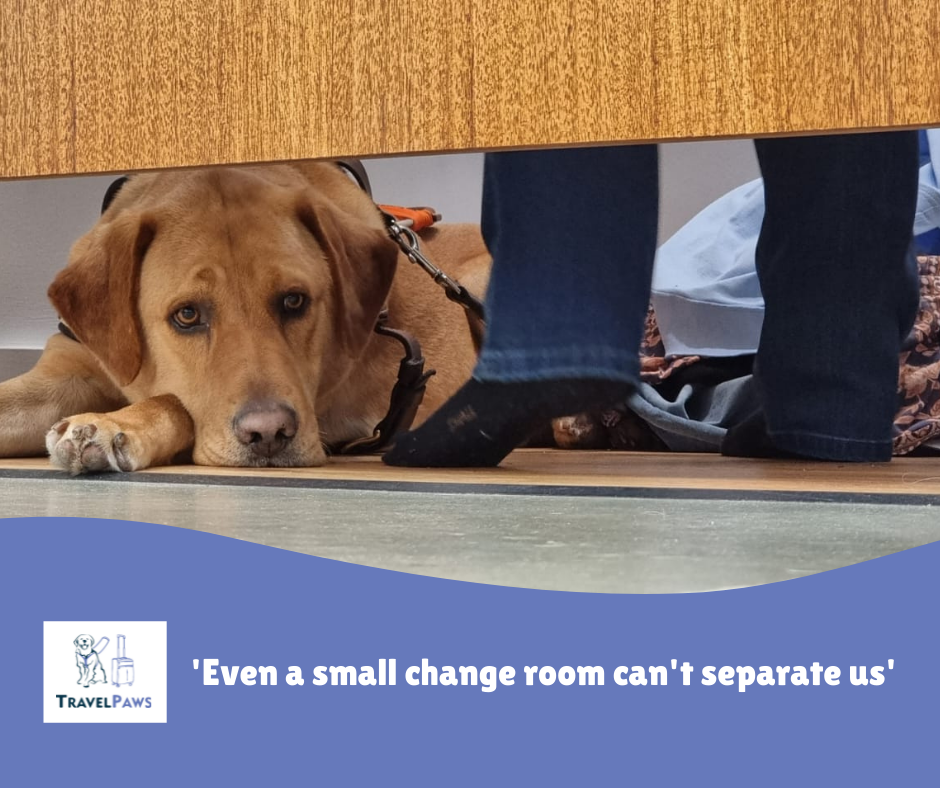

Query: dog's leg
[[0, 334, 126, 457], [47, 394, 195, 475]]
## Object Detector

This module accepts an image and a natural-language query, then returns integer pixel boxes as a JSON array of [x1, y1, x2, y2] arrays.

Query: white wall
[[0, 141, 759, 379]]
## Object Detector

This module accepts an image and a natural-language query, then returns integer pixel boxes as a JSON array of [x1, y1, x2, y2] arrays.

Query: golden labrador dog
[[0, 162, 491, 473], [74, 634, 109, 687]]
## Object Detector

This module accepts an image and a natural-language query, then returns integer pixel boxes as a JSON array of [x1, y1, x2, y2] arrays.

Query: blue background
[[2, 516, 936, 786]]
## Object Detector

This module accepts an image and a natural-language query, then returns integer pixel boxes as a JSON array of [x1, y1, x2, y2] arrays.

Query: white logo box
[[43, 621, 167, 724]]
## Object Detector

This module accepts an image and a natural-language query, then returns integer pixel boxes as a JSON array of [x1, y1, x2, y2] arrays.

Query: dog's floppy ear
[[296, 195, 398, 357], [48, 213, 155, 386]]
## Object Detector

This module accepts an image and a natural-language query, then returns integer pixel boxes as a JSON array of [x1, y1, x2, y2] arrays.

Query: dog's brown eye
[[172, 306, 202, 329], [282, 293, 306, 312]]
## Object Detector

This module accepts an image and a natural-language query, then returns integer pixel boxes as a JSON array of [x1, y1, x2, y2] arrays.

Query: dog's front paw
[[46, 414, 145, 475]]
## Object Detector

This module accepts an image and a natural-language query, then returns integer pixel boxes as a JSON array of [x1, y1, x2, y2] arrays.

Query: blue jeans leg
[[474, 145, 659, 384], [753, 132, 921, 460]]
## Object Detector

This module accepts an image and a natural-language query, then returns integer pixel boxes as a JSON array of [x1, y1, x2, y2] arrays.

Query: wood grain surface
[[2, 1, 939, 178], [5, 450, 940, 496]]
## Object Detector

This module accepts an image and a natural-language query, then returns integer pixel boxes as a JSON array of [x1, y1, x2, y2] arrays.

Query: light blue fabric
[[626, 378, 760, 452], [917, 129, 940, 239], [651, 130, 940, 358]]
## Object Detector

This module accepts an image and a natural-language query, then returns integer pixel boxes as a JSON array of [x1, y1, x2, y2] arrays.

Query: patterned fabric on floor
[[558, 256, 940, 455]]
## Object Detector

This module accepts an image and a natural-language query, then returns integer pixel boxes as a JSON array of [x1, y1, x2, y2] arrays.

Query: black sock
[[382, 378, 633, 468], [721, 409, 805, 460]]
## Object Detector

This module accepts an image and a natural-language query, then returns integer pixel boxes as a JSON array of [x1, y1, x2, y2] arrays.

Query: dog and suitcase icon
[[73, 633, 136, 687]]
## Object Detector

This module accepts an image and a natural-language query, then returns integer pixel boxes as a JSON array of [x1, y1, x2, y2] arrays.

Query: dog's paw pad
[[79, 441, 110, 472], [72, 423, 98, 441], [46, 415, 141, 476]]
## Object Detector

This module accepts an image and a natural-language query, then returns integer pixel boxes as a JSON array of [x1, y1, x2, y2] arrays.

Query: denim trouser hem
[[769, 430, 893, 462], [474, 347, 640, 384]]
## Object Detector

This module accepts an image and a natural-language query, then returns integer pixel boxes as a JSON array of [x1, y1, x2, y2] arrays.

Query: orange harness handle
[[378, 204, 441, 233]]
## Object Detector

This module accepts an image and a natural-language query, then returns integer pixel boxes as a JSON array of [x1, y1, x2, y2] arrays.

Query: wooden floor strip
[[4, 450, 940, 497]]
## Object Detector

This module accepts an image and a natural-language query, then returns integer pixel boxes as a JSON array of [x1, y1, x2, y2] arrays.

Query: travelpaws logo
[[44, 621, 167, 723]]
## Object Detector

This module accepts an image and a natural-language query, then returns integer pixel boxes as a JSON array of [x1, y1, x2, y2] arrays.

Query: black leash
[[331, 163, 487, 454], [330, 310, 436, 456]]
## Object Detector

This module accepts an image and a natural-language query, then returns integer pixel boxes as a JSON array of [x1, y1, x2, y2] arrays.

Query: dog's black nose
[[233, 401, 298, 458]]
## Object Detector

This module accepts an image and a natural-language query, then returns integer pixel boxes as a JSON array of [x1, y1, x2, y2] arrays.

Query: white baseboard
[[0, 349, 42, 382]]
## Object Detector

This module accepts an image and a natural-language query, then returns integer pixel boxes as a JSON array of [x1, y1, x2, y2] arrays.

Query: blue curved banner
[[3, 517, 936, 785]]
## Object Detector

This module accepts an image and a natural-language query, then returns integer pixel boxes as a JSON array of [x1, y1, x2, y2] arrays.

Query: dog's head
[[48, 164, 398, 466], [74, 634, 94, 654]]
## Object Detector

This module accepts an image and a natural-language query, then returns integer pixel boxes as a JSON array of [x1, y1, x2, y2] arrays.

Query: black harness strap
[[101, 176, 129, 213], [58, 320, 79, 342], [334, 159, 373, 198]]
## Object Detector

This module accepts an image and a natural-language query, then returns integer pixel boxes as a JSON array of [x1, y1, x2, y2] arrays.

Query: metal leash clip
[[383, 212, 486, 323]]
